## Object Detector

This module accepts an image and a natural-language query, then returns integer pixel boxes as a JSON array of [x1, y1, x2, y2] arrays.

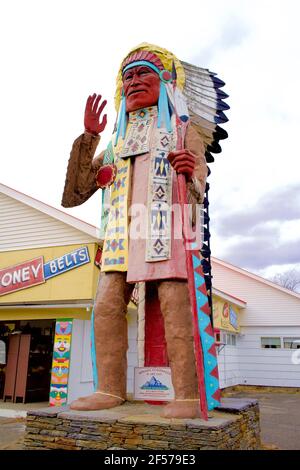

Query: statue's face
[[123, 65, 160, 112]]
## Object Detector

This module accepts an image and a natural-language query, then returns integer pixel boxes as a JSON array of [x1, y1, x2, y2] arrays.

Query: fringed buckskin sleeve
[[61, 132, 105, 208], [185, 123, 208, 223]]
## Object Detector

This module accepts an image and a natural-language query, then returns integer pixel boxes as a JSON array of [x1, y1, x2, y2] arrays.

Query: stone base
[[24, 398, 261, 450]]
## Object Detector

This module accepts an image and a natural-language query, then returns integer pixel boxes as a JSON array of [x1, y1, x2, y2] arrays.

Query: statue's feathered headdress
[[114, 42, 229, 162]]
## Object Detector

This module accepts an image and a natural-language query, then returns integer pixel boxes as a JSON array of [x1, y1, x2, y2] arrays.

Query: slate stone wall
[[24, 399, 260, 450]]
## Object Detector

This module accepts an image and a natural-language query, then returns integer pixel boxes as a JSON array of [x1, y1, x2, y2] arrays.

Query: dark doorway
[[0, 319, 55, 403]]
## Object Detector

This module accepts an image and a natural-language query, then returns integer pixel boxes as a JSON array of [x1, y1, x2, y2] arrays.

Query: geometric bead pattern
[[192, 250, 221, 411], [101, 134, 131, 272], [146, 118, 176, 262]]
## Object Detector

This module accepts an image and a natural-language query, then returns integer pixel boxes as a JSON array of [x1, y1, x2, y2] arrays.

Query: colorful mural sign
[[49, 320, 73, 406], [213, 298, 240, 333], [0, 247, 90, 297], [134, 367, 174, 401], [229, 305, 238, 330]]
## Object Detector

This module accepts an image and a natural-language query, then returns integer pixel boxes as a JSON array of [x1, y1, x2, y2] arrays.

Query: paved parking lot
[[0, 391, 299, 450], [224, 390, 300, 450], [0, 417, 26, 450]]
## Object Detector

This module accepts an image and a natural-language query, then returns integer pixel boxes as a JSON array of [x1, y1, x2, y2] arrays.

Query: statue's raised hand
[[84, 93, 107, 135]]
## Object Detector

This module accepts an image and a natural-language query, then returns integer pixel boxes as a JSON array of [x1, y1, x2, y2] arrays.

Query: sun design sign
[[212, 298, 240, 333], [0, 247, 90, 297]]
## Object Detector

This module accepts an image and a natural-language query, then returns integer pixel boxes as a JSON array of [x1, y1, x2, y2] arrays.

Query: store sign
[[134, 367, 174, 401], [0, 257, 45, 296], [0, 247, 90, 297], [43, 246, 90, 280], [229, 306, 238, 330]]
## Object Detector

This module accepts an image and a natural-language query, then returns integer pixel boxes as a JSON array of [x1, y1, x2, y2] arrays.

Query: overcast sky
[[1, 0, 299, 280]]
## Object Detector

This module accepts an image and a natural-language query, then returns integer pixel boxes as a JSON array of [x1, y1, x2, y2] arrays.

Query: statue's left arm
[[184, 123, 208, 205], [168, 123, 208, 224], [168, 122, 208, 206], [168, 122, 207, 225]]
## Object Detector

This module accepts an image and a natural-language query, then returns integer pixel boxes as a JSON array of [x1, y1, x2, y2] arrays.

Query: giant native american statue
[[62, 43, 229, 419]]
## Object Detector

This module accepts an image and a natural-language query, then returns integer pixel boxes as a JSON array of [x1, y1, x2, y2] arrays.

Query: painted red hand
[[168, 149, 196, 181], [84, 93, 107, 135]]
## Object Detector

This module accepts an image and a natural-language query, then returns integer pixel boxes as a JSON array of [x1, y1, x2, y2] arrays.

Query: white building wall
[[212, 259, 300, 327], [68, 307, 138, 403], [68, 319, 93, 403], [237, 326, 300, 387], [212, 260, 300, 388], [217, 336, 240, 388], [0, 192, 97, 252]]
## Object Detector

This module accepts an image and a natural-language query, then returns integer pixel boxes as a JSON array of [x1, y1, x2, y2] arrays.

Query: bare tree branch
[[271, 269, 300, 293]]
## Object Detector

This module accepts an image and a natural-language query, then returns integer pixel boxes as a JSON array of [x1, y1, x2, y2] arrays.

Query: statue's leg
[[70, 271, 134, 411], [157, 280, 201, 419]]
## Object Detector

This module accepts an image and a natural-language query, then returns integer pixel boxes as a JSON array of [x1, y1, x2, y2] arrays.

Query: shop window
[[0, 340, 6, 364], [215, 332, 221, 343], [221, 333, 237, 346], [261, 337, 281, 349], [283, 337, 300, 349]]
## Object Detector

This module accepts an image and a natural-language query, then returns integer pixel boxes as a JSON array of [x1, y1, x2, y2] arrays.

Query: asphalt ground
[[0, 417, 26, 450], [223, 389, 300, 450], [0, 391, 299, 450]]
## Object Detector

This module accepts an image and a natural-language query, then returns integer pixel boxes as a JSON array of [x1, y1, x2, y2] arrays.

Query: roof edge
[[212, 287, 247, 308], [0, 182, 102, 242], [212, 257, 300, 300]]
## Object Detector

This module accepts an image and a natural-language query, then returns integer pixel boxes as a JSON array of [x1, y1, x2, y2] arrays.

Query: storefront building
[[0, 183, 138, 406], [212, 258, 300, 388], [211, 288, 246, 389]]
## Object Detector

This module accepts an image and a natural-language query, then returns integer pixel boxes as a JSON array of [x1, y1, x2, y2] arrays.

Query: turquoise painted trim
[[158, 81, 172, 132], [115, 93, 127, 146], [90, 308, 98, 391], [192, 253, 221, 411], [100, 141, 115, 233], [123, 60, 160, 75]]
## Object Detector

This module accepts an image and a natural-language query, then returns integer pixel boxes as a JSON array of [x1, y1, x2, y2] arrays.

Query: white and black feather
[[181, 60, 229, 163]]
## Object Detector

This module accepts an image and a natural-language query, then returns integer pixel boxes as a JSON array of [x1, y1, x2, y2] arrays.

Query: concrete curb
[[0, 409, 27, 418]]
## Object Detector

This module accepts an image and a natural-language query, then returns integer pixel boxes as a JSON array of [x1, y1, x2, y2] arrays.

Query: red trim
[[144, 282, 168, 405]]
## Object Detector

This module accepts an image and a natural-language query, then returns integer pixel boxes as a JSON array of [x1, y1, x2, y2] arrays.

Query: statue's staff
[[177, 174, 209, 421], [168, 63, 209, 421]]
